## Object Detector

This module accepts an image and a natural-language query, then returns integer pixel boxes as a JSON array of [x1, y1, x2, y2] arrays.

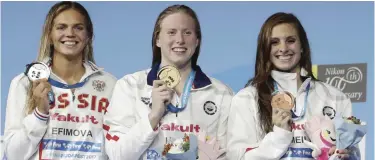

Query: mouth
[[61, 40, 79, 47], [275, 54, 294, 60], [330, 137, 336, 141], [172, 47, 187, 53]]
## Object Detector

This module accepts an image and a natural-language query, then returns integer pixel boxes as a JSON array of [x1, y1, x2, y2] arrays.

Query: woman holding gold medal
[[3, 1, 117, 160], [104, 4, 233, 160], [226, 12, 360, 160]]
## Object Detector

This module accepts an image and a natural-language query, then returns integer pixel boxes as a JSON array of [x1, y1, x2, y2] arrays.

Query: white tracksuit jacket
[[103, 65, 234, 160], [3, 59, 117, 160], [226, 69, 361, 160]]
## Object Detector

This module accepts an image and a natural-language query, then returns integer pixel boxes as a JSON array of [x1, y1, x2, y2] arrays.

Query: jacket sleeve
[[3, 74, 49, 160], [103, 76, 159, 160], [226, 88, 293, 160], [216, 87, 234, 150]]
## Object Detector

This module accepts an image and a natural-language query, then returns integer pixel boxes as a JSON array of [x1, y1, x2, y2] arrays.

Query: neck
[[275, 65, 303, 90], [51, 53, 85, 85], [295, 67, 303, 90], [160, 60, 192, 96]]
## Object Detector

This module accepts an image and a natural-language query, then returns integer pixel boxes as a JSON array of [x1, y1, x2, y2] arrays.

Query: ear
[[156, 38, 161, 47], [195, 38, 200, 47]]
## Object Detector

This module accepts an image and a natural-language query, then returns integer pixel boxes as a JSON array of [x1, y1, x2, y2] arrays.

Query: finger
[[32, 79, 42, 89], [273, 109, 279, 115], [159, 90, 172, 97], [337, 149, 349, 154], [33, 82, 47, 97], [337, 154, 350, 159], [40, 78, 49, 82], [281, 111, 291, 118], [160, 94, 172, 104], [153, 80, 165, 88], [328, 146, 336, 155], [280, 115, 290, 125], [155, 84, 169, 92], [41, 87, 49, 96]]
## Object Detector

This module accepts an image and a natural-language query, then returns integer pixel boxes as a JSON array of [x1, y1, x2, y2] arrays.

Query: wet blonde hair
[[26, 1, 95, 114]]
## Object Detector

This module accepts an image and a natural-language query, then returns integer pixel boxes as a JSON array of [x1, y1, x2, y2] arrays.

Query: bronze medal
[[271, 91, 295, 110]]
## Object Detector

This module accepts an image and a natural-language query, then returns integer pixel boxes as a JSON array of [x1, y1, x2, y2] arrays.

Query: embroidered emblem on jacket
[[92, 80, 106, 92], [203, 101, 217, 115]]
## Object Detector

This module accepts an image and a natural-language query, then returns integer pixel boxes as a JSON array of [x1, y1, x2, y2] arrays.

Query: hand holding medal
[[157, 65, 195, 114], [271, 80, 310, 131], [25, 62, 54, 114], [149, 65, 180, 122], [271, 90, 294, 131]]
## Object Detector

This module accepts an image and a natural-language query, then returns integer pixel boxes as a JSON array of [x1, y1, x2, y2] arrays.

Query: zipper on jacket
[[176, 103, 179, 117], [71, 89, 76, 101]]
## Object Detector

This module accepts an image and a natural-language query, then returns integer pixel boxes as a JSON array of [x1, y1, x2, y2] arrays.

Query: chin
[[58, 52, 83, 59], [274, 64, 298, 72]]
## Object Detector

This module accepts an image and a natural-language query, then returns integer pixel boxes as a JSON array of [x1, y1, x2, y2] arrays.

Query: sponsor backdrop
[[1, 1, 373, 159]]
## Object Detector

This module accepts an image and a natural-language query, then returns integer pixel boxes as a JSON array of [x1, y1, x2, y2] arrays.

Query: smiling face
[[321, 126, 336, 145], [269, 23, 302, 73], [156, 12, 199, 67], [50, 9, 89, 59]]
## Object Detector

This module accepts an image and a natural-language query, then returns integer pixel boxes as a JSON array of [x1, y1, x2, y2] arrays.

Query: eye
[[74, 25, 85, 30], [167, 31, 176, 35], [270, 39, 279, 46], [287, 39, 296, 44], [184, 31, 192, 35], [55, 24, 67, 30], [326, 130, 331, 134], [56, 26, 65, 30]]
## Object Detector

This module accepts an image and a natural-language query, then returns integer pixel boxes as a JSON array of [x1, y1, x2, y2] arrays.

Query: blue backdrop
[[1, 1, 373, 159]]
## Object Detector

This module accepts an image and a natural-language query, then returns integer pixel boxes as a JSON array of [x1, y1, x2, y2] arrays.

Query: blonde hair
[[26, 1, 95, 114]]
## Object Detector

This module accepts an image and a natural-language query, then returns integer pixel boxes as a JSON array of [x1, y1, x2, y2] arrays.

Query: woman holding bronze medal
[[226, 12, 359, 160], [104, 4, 233, 160], [3, 1, 117, 160]]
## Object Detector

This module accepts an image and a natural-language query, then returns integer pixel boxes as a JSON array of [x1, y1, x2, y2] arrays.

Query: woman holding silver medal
[[104, 4, 233, 160], [226, 12, 360, 160], [3, 1, 117, 160]]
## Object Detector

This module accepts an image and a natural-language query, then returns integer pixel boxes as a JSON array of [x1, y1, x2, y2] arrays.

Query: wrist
[[37, 106, 49, 115]]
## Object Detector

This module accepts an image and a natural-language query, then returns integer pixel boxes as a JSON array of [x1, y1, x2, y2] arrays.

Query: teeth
[[63, 41, 77, 45], [172, 48, 186, 52], [278, 55, 292, 60]]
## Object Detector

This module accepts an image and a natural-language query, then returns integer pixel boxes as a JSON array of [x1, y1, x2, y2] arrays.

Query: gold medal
[[271, 91, 295, 110], [157, 65, 181, 89]]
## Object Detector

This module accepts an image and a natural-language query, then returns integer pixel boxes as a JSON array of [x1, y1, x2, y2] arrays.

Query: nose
[[175, 32, 185, 45], [278, 42, 288, 53], [65, 27, 75, 38]]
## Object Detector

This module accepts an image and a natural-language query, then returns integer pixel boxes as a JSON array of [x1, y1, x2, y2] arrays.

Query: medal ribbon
[[48, 78, 88, 89], [166, 70, 196, 113]]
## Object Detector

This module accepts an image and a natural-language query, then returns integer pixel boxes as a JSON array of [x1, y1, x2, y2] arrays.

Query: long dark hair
[[151, 4, 202, 68], [246, 12, 316, 133]]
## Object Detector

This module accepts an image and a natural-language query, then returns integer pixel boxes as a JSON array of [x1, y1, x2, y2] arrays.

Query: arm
[[3, 74, 49, 160], [216, 88, 234, 150], [226, 89, 293, 160], [103, 77, 159, 160]]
